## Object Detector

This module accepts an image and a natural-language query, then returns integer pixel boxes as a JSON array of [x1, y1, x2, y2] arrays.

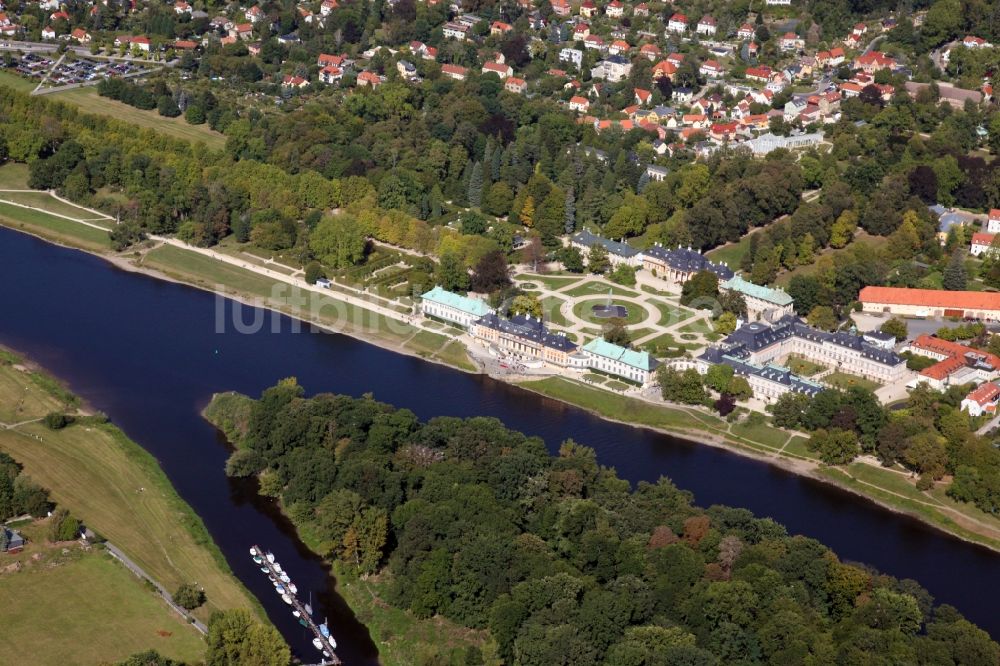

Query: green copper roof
[[721, 274, 794, 306], [421, 286, 493, 317], [582, 338, 659, 371]]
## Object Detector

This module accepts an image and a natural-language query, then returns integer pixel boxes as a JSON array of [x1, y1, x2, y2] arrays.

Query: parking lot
[[3, 53, 153, 88]]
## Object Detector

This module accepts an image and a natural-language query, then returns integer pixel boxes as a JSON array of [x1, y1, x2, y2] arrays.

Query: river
[[1, 226, 998, 660]]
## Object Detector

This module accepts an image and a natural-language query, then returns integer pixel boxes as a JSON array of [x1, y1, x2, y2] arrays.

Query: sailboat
[[304, 591, 313, 617]]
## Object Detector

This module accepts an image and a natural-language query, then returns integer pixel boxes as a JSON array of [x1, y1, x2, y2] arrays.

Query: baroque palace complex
[[420, 231, 1000, 414]]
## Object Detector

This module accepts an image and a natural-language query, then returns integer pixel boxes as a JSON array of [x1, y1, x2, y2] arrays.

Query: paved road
[[104, 541, 208, 633]]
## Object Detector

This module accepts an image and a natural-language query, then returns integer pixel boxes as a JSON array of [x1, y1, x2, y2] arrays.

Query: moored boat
[[281, 593, 292, 604], [266, 552, 275, 563], [252, 555, 263, 564], [259, 566, 268, 573], [249, 547, 257, 556], [288, 583, 297, 595], [275, 585, 285, 594], [312, 638, 324, 651]]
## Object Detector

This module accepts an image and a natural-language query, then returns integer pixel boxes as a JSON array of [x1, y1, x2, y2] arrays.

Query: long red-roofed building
[[859, 286, 1000, 321]]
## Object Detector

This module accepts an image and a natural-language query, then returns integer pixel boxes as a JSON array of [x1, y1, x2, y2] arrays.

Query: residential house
[[696, 16, 716, 36], [569, 95, 590, 113], [854, 51, 896, 73], [319, 65, 343, 84], [906, 335, 1000, 390], [963, 35, 991, 49], [174, 0, 192, 14], [962, 382, 1000, 416], [490, 20, 512, 36], [579, 0, 597, 17], [505, 77, 527, 93], [700, 59, 724, 78], [639, 43, 661, 61], [608, 39, 630, 55], [441, 63, 468, 80], [282, 74, 309, 89], [442, 21, 470, 40], [989, 209, 1000, 233], [646, 165, 668, 181], [482, 61, 513, 79], [634, 87, 652, 105], [583, 34, 604, 50], [606, 0, 624, 18], [551, 0, 571, 16], [737, 23, 755, 40], [971, 232, 997, 257], [666, 13, 687, 34], [573, 23, 590, 39], [559, 47, 583, 68], [357, 70, 382, 87], [70, 27, 91, 42], [41, 25, 55, 39], [634, 2, 649, 17], [320, 0, 338, 14], [396, 60, 418, 80], [590, 55, 631, 82], [652, 59, 677, 80], [779, 32, 804, 51], [246, 5, 264, 21], [745, 65, 772, 82], [0, 528, 24, 554]]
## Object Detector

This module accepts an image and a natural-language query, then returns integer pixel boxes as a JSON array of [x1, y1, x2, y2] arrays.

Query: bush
[[225, 449, 263, 478], [174, 582, 206, 611], [48, 508, 81, 542], [304, 261, 325, 285], [43, 412, 71, 430]]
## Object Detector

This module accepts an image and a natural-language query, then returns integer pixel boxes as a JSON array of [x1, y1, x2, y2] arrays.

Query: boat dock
[[252, 544, 340, 665]]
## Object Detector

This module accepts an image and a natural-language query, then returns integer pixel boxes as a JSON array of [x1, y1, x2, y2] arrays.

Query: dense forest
[[207, 380, 999, 665]]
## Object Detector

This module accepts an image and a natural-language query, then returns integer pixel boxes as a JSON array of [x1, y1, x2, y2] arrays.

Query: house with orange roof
[[962, 382, 1000, 416], [634, 88, 651, 105], [971, 232, 997, 257], [634, 3, 649, 17], [699, 59, 724, 78], [854, 51, 896, 73], [482, 61, 513, 79], [652, 59, 677, 80], [357, 71, 382, 87], [606, 0, 624, 17], [906, 335, 1000, 390], [551, 0, 571, 16], [71, 27, 91, 43], [490, 20, 512, 36], [505, 77, 527, 94], [319, 65, 343, 84], [639, 43, 661, 61], [282, 74, 309, 89], [667, 13, 687, 33], [579, 0, 597, 17], [737, 23, 755, 40], [696, 15, 716, 36], [441, 63, 468, 80], [608, 39, 630, 55], [569, 96, 590, 113], [745, 65, 772, 82]]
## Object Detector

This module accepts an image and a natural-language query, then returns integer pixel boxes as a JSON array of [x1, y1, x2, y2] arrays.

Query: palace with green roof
[[420, 286, 494, 329], [581, 338, 660, 386], [720, 274, 795, 321]]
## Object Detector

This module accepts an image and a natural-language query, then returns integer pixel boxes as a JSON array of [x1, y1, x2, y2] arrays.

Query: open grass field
[[0, 358, 258, 622], [434, 340, 476, 371], [706, 232, 755, 268], [0, 69, 40, 93], [650, 300, 693, 327], [515, 273, 583, 290], [0, 201, 111, 250], [0, 162, 30, 188], [541, 296, 570, 326], [0, 548, 207, 665], [48, 86, 227, 150]]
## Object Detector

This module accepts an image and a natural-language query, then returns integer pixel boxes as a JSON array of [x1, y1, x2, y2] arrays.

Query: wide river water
[[0, 226, 997, 661]]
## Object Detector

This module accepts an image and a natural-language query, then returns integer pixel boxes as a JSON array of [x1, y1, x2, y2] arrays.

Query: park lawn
[[541, 296, 570, 326], [0, 549, 207, 665], [706, 231, 755, 268], [142, 244, 284, 298], [564, 281, 638, 298], [48, 86, 226, 150], [405, 329, 451, 357], [842, 462, 931, 502], [786, 354, 826, 377], [520, 377, 725, 433], [572, 298, 647, 326], [679, 318, 715, 336], [639, 332, 693, 353], [333, 562, 490, 666], [582, 373, 608, 384], [0, 360, 258, 622], [0, 190, 113, 225], [782, 435, 815, 459], [605, 380, 633, 391], [824, 371, 881, 392], [0, 69, 39, 93], [516, 273, 583, 290], [729, 422, 790, 451], [0, 162, 30, 188], [434, 340, 476, 371], [0, 202, 111, 250], [651, 300, 694, 327]]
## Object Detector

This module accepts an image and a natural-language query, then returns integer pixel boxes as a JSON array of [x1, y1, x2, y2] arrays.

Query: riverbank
[[2, 203, 1000, 555], [0, 344, 264, 630]]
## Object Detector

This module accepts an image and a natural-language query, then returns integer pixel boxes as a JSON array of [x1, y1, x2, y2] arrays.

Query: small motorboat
[[312, 638, 324, 651], [249, 547, 257, 556], [266, 552, 275, 564], [298, 618, 309, 627], [292, 610, 301, 618], [279, 574, 290, 583], [319, 623, 330, 638], [275, 585, 285, 594], [281, 594, 292, 605], [252, 555, 263, 564], [287, 583, 297, 595], [259, 566, 268, 573]]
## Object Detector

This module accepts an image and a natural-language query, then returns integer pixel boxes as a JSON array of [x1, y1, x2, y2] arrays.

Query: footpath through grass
[[0, 201, 111, 250], [0, 355, 259, 623], [0, 544, 207, 665]]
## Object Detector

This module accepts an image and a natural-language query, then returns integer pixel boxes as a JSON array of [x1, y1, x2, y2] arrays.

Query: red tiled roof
[[859, 286, 1000, 311], [966, 381, 1000, 405], [911, 335, 1000, 381], [972, 233, 995, 246]]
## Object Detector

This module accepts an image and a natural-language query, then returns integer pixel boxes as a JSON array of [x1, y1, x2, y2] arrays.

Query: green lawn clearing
[[48, 86, 226, 150], [785, 354, 826, 377], [564, 281, 638, 298], [0, 546, 207, 665], [823, 371, 881, 392], [0, 162, 30, 188], [0, 201, 111, 250]]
